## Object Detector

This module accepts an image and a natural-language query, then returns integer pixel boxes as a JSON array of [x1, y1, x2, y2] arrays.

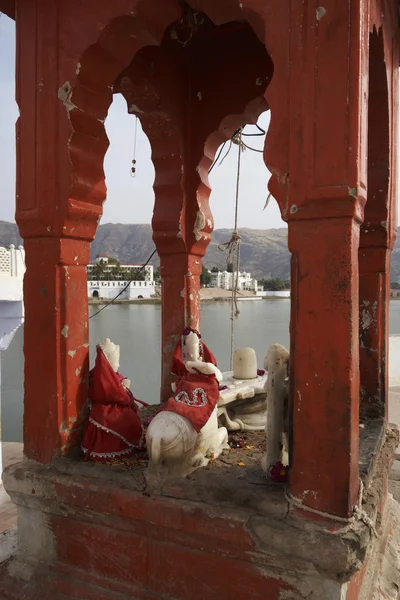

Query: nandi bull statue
[[146, 328, 228, 485], [261, 344, 290, 477]]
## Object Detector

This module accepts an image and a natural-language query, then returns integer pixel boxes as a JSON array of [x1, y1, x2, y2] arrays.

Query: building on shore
[[257, 289, 291, 298], [87, 256, 155, 299], [0, 245, 25, 347], [88, 279, 155, 300], [209, 269, 257, 292], [87, 255, 154, 282]]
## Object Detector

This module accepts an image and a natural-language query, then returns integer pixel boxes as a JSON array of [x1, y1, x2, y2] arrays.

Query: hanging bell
[[131, 159, 137, 178]]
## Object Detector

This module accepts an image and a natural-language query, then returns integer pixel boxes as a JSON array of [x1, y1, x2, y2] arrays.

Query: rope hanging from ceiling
[[214, 123, 267, 369]]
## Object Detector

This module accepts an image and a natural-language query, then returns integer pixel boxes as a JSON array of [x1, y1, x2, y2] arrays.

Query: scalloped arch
[[66, 0, 287, 239], [197, 96, 270, 250], [116, 59, 186, 256], [67, 5, 183, 234], [185, 0, 289, 219]]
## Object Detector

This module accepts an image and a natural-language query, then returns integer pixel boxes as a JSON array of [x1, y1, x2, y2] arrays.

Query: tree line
[[88, 258, 399, 290], [259, 277, 290, 291], [88, 258, 146, 281]]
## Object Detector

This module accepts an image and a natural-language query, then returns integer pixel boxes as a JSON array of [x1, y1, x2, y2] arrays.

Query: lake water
[[2, 299, 400, 443]]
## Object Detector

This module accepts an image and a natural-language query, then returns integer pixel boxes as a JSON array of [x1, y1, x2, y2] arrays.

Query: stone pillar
[[22, 238, 90, 463], [358, 28, 397, 421], [261, 1, 372, 518], [288, 217, 361, 518], [359, 247, 390, 420], [159, 253, 202, 401]]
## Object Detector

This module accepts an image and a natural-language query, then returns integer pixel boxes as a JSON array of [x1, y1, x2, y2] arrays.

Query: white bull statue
[[146, 329, 228, 486]]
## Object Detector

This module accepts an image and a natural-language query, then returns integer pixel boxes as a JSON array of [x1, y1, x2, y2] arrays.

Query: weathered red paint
[[54, 518, 290, 600], [346, 563, 369, 600], [289, 217, 361, 517], [115, 21, 272, 394], [22, 238, 90, 462], [5, 0, 399, 597], [359, 22, 398, 421]]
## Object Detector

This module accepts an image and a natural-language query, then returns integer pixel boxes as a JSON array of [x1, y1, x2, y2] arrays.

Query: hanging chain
[[130, 116, 138, 178]]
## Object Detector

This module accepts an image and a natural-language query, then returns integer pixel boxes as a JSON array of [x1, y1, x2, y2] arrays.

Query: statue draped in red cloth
[[81, 345, 146, 461], [158, 328, 222, 433]]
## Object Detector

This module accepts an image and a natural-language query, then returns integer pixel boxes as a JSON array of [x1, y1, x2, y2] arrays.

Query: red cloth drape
[[170, 337, 217, 376], [81, 347, 144, 461], [158, 338, 220, 433]]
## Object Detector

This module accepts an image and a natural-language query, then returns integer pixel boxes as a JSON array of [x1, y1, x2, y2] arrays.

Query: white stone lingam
[[146, 331, 228, 486], [233, 347, 258, 380], [217, 347, 268, 431], [261, 344, 290, 475]]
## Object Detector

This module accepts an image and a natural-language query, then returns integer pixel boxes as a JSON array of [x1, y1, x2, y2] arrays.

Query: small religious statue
[[217, 347, 268, 431], [81, 338, 147, 461], [260, 344, 290, 479], [146, 328, 228, 484]]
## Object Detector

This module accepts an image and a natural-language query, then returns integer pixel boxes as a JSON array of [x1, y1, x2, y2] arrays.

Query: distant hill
[[0, 220, 399, 281], [0, 221, 23, 247]]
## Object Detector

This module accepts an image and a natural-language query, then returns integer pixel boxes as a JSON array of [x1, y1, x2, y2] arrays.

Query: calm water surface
[[2, 300, 400, 443]]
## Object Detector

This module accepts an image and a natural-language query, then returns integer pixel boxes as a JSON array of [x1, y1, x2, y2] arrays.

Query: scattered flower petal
[[270, 462, 289, 483]]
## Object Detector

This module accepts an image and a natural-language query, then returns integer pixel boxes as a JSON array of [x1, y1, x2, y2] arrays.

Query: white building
[[87, 255, 154, 283], [88, 279, 155, 300], [257, 290, 291, 298], [87, 256, 156, 299], [209, 270, 257, 292], [0, 245, 25, 349]]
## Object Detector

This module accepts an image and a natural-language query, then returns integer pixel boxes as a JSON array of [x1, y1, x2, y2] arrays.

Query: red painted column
[[263, 1, 371, 518], [117, 20, 274, 403], [14, 1, 105, 463], [159, 253, 202, 400], [359, 247, 390, 420], [289, 217, 360, 518], [22, 238, 90, 462], [358, 27, 397, 422]]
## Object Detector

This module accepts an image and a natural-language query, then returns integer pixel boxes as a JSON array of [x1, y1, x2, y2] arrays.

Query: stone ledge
[[2, 425, 398, 590]]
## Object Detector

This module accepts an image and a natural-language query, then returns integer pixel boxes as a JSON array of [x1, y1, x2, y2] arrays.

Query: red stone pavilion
[[0, 0, 399, 598]]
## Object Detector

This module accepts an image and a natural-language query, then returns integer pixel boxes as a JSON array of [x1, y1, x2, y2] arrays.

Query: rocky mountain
[[0, 221, 23, 248], [0, 220, 399, 281]]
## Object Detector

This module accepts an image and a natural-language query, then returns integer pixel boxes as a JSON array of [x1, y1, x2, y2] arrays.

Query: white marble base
[[217, 371, 268, 431]]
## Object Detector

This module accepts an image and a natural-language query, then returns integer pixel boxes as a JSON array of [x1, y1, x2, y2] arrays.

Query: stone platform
[[0, 424, 398, 600], [0, 444, 23, 527]]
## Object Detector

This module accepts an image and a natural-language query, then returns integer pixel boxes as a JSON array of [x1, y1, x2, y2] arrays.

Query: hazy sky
[[0, 15, 399, 230]]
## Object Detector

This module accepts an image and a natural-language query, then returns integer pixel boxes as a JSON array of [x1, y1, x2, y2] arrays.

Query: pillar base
[[0, 426, 398, 600]]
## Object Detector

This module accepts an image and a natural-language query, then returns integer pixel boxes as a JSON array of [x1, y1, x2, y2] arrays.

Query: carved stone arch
[[359, 25, 392, 420], [198, 96, 269, 245], [115, 49, 187, 257], [363, 27, 390, 243], [185, 0, 290, 220], [63, 0, 288, 242], [64, 3, 184, 240], [110, 8, 275, 258]]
